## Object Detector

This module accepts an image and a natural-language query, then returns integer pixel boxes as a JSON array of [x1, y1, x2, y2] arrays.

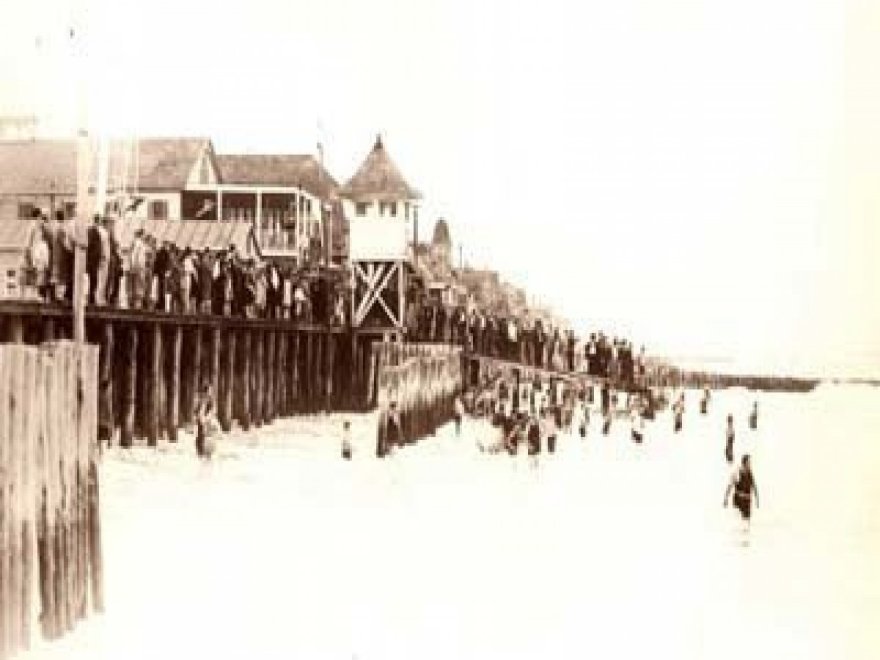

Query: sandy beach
[[18, 384, 880, 660]]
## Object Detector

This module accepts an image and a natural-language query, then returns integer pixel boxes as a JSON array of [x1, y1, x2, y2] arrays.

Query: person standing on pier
[[725, 414, 735, 464]]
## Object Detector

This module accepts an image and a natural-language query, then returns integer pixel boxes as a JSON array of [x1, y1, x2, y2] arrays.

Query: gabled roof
[[215, 154, 339, 199], [131, 138, 214, 190], [341, 135, 421, 202], [0, 137, 214, 195], [0, 140, 76, 195]]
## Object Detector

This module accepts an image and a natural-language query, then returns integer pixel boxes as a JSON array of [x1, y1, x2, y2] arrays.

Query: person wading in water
[[453, 393, 465, 436], [724, 454, 760, 535], [725, 414, 735, 464], [673, 393, 684, 433], [749, 401, 759, 430], [195, 382, 218, 460], [700, 387, 710, 415]]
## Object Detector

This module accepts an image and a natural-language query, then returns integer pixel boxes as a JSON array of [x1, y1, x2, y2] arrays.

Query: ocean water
[[20, 384, 880, 660]]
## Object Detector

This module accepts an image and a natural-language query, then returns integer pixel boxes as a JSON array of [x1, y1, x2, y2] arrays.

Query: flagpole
[[71, 2, 91, 343]]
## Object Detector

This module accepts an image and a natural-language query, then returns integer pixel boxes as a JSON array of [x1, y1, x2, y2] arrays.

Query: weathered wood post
[[189, 326, 202, 425], [326, 331, 336, 411], [276, 330, 287, 416], [240, 329, 252, 431], [167, 324, 182, 442], [8, 314, 24, 343], [43, 316, 56, 342], [304, 331, 314, 413], [148, 323, 162, 447], [210, 326, 221, 418], [253, 329, 264, 427], [290, 331, 300, 413], [221, 328, 235, 432], [97, 321, 114, 448], [1, 345, 16, 655], [120, 325, 137, 449], [265, 329, 276, 423]]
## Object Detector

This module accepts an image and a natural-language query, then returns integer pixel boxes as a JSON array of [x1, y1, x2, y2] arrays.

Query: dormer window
[[356, 202, 368, 216]]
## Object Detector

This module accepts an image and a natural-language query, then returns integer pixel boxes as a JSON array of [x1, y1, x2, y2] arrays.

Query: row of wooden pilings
[[0, 302, 379, 449], [371, 341, 464, 453], [0, 341, 102, 660]]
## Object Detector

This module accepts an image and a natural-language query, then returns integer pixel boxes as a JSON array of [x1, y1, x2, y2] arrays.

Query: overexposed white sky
[[1, 0, 878, 379]]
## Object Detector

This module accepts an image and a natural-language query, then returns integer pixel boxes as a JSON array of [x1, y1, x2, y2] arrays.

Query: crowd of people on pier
[[410, 297, 648, 384], [22, 210, 347, 326]]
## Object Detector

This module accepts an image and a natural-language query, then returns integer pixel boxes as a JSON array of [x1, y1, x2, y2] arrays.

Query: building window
[[18, 202, 36, 219], [404, 202, 410, 220], [64, 202, 76, 219], [148, 200, 169, 220], [356, 202, 368, 216], [389, 202, 397, 217]]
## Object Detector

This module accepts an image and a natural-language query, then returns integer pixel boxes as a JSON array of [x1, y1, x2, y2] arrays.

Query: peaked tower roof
[[341, 135, 421, 202], [432, 218, 451, 247]]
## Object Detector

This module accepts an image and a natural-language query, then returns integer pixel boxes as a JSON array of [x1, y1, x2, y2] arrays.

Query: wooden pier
[[0, 301, 378, 449]]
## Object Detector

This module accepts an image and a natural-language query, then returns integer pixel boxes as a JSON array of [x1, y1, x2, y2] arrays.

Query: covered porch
[[185, 183, 322, 262]]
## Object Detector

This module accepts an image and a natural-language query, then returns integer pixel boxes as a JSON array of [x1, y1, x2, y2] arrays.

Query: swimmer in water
[[724, 414, 735, 464], [724, 454, 760, 535]]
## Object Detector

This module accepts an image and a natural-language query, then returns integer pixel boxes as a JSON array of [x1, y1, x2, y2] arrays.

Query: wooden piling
[[276, 331, 288, 416], [304, 331, 313, 412], [265, 330, 276, 423], [221, 329, 235, 432], [290, 331, 300, 413], [325, 332, 335, 410], [98, 322, 114, 448], [120, 326, 137, 449], [189, 326, 202, 426], [240, 329, 252, 431], [0, 345, 14, 657], [8, 314, 24, 343], [167, 325, 182, 442], [148, 323, 162, 447], [253, 329, 264, 426], [210, 327, 221, 412], [43, 317, 56, 343]]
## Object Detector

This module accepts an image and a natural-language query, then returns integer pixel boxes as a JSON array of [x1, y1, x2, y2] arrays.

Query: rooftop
[[340, 135, 421, 203], [215, 154, 339, 199]]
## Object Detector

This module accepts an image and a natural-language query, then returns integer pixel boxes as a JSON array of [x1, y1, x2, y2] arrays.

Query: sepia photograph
[[0, 0, 878, 658]]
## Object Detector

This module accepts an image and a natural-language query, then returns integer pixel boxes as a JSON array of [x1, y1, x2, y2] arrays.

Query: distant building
[[0, 137, 220, 221], [343, 135, 421, 328], [0, 138, 336, 265], [341, 135, 421, 260], [213, 153, 341, 265]]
